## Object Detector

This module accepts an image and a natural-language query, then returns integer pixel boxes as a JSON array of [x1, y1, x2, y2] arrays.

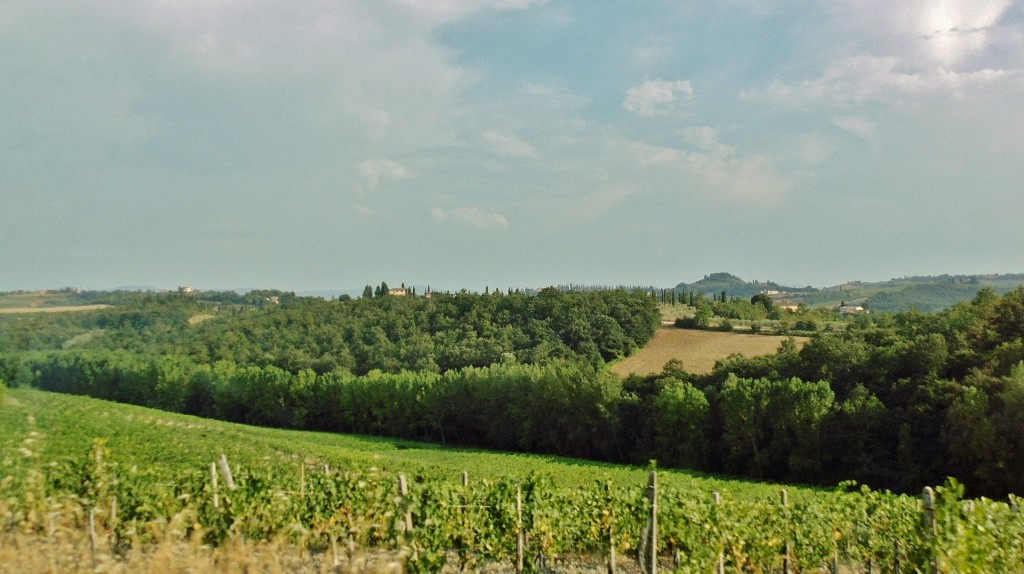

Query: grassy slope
[[1, 387, 816, 502]]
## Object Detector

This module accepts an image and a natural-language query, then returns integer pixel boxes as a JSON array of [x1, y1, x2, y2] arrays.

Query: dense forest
[[2, 285, 1024, 498], [0, 287, 659, 373]]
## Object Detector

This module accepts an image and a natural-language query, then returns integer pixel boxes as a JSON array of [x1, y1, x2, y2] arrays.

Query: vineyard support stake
[[516, 483, 524, 574], [398, 474, 413, 533], [88, 507, 97, 559], [894, 539, 901, 574], [648, 471, 658, 574], [922, 487, 936, 574], [713, 492, 724, 574], [218, 454, 236, 490], [607, 481, 617, 574], [110, 496, 117, 549], [781, 489, 790, 574]]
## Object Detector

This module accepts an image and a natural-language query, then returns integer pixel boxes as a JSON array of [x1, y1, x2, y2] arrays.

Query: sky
[[2, 0, 1023, 292]]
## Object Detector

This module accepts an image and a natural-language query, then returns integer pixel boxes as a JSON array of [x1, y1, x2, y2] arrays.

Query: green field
[[0, 386, 798, 497]]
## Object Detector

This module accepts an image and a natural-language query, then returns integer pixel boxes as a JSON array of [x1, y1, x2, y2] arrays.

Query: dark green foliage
[[750, 292, 774, 311], [0, 288, 659, 376]]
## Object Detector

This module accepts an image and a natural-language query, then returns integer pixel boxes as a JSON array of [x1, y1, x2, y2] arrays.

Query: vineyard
[[3, 388, 1023, 572]]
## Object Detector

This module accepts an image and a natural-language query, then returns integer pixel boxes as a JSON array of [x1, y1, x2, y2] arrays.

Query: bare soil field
[[0, 304, 111, 314], [611, 327, 808, 377]]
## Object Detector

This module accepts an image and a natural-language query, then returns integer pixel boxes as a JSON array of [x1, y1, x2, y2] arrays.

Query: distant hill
[[674, 272, 814, 300], [673, 272, 1024, 312]]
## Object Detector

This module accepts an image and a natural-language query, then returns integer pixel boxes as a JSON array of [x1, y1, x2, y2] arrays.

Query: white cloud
[[520, 81, 591, 111], [515, 184, 635, 224], [431, 206, 510, 230], [628, 127, 796, 204], [396, 0, 549, 24], [833, 0, 1014, 68], [623, 79, 694, 117], [629, 35, 678, 68], [748, 1, 1022, 108], [482, 131, 538, 158], [831, 115, 877, 139], [748, 56, 1019, 104], [360, 158, 411, 186]]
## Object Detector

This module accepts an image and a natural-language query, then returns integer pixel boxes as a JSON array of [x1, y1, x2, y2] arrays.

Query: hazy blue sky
[[3, 0, 1023, 292]]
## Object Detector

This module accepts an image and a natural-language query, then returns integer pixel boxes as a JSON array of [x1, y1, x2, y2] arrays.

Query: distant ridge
[[672, 272, 1024, 312], [674, 272, 812, 300]]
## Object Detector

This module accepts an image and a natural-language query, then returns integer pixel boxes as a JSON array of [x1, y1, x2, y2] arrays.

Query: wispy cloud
[[831, 115, 877, 139], [482, 131, 538, 158], [628, 127, 796, 204], [623, 79, 694, 117], [360, 158, 411, 187], [747, 56, 1019, 104], [431, 206, 510, 230], [396, 0, 550, 23], [747, 1, 1021, 108], [835, 0, 1014, 68]]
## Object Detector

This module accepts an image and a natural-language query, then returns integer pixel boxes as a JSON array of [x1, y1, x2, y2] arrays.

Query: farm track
[[610, 327, 807, 377]]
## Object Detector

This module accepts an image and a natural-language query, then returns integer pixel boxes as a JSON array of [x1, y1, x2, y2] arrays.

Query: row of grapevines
[[3, 441, 1023, 573]]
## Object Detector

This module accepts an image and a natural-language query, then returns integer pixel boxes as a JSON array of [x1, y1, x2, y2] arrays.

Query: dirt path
[[611, 328, 807, 377]]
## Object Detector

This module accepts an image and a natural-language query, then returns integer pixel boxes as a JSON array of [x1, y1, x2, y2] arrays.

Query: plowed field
[[611, 328, 807, 376]]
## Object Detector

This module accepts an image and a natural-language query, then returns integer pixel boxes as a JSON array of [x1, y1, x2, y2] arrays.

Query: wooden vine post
[[781, 489, 790, 574], [516, 483, 525, 574], [398, 474, 413, 534], [894, 539, 902, 574], [922, 487, 937, 574], [218, 454, 236, 490], [607, 481, 617, 574], [647, 471, 658, 574], [713, 492, 724, 574], [110, 495, 118, 548], [88, 507, 98, 557]]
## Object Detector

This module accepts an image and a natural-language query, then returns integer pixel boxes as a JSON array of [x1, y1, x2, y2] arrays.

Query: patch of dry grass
[[0, 305, 111, 315], [611, 327, 807, 377], [0, 509, 405, 574], [0, 498, 641, 574]]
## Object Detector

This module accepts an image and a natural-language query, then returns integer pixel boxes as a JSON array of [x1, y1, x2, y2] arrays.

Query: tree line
[[0, 288, 660, 374]]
